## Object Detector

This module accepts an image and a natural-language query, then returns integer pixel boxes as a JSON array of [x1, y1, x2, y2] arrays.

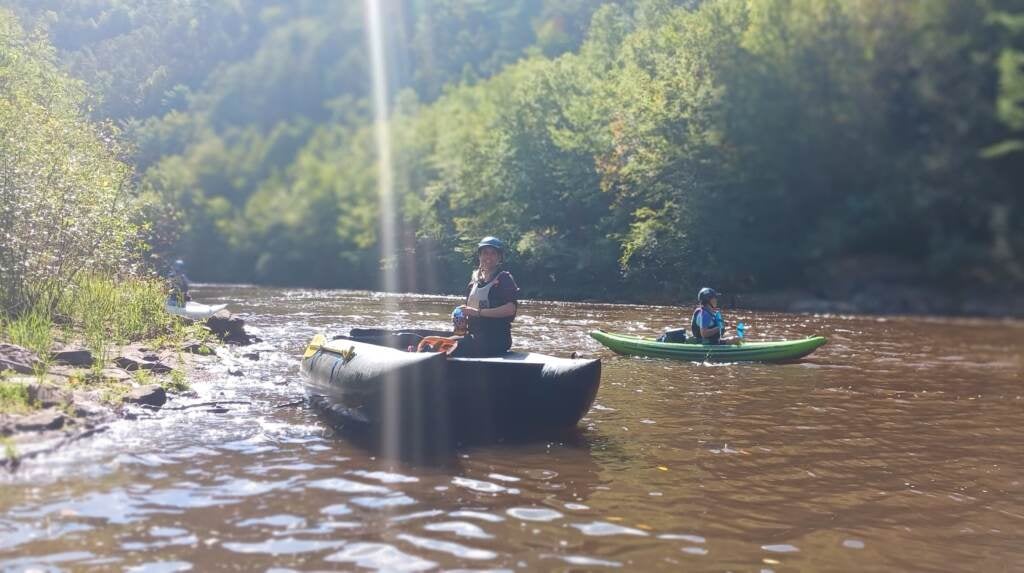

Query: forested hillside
[[7, 0, 1023, 302]]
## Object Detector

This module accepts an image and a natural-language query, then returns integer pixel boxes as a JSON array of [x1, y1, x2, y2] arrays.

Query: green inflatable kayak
[[589, 330, 827, 363]]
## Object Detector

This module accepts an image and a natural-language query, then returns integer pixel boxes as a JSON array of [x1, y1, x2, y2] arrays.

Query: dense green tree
[[0, 8, 140, 313]]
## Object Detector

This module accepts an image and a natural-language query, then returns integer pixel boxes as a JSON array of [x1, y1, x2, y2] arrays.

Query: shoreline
[[0, 311, 255, 469]]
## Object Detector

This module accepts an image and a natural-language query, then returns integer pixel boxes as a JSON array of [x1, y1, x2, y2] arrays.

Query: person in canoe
[[691, 287, 741, 345], [449, 236, 521, 357], [167, 259, 191, 306]]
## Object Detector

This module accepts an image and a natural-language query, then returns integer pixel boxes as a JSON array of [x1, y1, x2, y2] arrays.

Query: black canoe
[[300, 329, 601, 445]]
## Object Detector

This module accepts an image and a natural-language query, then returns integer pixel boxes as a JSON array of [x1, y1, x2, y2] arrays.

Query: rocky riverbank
[[0, 310, 256, 469]]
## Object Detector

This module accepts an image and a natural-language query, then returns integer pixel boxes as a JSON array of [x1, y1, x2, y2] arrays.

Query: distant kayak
[[590, 330, 826, 363], [165, 301, 228, 320]]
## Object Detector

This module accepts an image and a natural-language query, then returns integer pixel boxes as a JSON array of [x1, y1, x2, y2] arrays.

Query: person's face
[[709, 296, 718, 308], [478, 246, 501, 269]]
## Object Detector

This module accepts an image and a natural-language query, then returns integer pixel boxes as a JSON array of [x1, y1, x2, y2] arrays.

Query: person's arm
[[700, 324, 721, 338], [458, 302, 516, 318], [479, 302, 516, 318]]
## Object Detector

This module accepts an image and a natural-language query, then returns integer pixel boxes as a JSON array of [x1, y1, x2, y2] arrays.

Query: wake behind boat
[[300, 329, 602, 446], [590, 329, 826, 363]]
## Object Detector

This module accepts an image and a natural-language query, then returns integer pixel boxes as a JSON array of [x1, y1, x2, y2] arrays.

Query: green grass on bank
[[0, 381, 32, 414], [1, 274, 207, 414]]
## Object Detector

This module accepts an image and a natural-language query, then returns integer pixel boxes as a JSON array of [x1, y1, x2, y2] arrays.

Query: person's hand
[[457, 305, 480, 318]]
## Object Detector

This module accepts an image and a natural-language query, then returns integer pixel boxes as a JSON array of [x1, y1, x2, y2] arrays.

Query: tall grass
[[58, 274, 173, 366], [0, 381, 32, 413], [3, 305, 53, 365]]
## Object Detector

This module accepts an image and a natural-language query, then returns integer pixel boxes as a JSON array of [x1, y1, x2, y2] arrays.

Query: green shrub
[[0, 381, 33, 414]]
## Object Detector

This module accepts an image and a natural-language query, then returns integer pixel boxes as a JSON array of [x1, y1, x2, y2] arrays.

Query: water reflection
[[1, 285, 1022, 571]]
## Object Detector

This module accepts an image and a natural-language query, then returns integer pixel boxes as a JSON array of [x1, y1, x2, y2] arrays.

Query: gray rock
[[114, 355, 172, 374], [27, 382, 70, 408], [182, 341, 213, 355], [206, 311, 252, 345], [50, 346, 93, 367], [0, 343, 40, 374], [123, 385, 167, 407], [72, 400, 109, 418], [227, 367, 243, 377], [242, 351, 260, 361], [100, 368, 132, 382], [14, 409, 66, 432]]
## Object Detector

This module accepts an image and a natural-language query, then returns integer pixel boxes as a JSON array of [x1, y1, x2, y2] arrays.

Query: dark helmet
[[173, 259, 186, 271], [697, 287, 720, 304], [476, 236, 505, 253]]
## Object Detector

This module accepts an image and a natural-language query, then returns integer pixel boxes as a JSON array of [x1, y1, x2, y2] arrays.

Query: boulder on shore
[[0, 343, 40, 374], [50, 346, 93, 367], [124, 384, 167, 407]]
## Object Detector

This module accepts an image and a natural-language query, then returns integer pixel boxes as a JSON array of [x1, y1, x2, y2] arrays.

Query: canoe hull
[[590, 330, 827, 363], [165, 302, 228, 320], [301, 336, 601, 446]]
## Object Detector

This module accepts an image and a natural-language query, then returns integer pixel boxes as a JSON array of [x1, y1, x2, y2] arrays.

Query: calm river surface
[[2, 285, 1023, 571]]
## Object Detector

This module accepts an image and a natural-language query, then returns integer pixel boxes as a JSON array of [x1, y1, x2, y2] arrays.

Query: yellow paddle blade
[[303, 333, 327, 359]]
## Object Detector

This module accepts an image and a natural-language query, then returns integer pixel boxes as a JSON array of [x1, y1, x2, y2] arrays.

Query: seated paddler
[[691, 287, 741, 345], [449, 236, 520, 357]]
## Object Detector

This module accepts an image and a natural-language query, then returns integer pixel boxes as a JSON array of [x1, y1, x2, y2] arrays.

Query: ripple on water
[[0, 551, 95, 570], [423, 521, 494, 539], [221, 538, 345, 555], [506, 507, 564, 522], [348, 470, 420, 483], [350, 493, 417, 509], [449, 510, 505, 523], [236, 515, 306, 529], [127, 561, 194, 573], [325, 542, 438, 571], [572, 521, 649, 537], [658, 533, 706, 544], [320, 504, 352, 516], [396, 534, 498, 560], [762, 544, 800, 553], [451, 476, 516, 494], [545, 554, 622, 568], [306, 477, 390, 494]]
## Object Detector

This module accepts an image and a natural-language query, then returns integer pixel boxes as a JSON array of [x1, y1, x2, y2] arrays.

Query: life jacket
[[690, 306, 720, 344], [467, 274, 499, 310]]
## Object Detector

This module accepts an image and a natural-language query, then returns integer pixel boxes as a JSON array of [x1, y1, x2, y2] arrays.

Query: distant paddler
[[167, 259, 191, 307], [656, 287, 742, 345]]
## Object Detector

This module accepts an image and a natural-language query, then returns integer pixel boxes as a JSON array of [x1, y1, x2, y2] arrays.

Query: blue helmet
[[697, 287, 720, 304], [173, 259, 186, 271], [476, 236, 505, 253]]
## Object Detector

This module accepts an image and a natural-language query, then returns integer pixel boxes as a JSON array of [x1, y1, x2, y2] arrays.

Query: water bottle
[[715, 310, 723, 336], [452, 307, 468, 336], [736, 321, 746, 339]]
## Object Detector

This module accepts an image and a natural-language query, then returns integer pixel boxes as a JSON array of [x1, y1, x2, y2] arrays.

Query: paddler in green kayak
[[449, 236, 521, 357], [691, 287, 741, 345]]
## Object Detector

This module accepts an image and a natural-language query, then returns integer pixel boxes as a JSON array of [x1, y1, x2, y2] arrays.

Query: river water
[[1, 284, 1022, 571]]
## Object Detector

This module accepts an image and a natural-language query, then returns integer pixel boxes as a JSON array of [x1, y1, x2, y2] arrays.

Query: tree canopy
[[7, 0, 1022, 301]]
